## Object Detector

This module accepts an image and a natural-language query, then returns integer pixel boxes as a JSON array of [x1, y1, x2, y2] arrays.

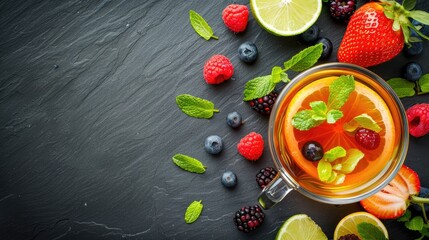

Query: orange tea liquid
[[273, 69, 402, 198]]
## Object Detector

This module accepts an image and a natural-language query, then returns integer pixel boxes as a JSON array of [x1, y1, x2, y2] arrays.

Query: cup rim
[[268, 62, 409, 204]]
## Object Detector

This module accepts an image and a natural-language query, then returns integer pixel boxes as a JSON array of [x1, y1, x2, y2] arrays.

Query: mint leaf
[[327, 109, 343, 124], [397, 209, 412, 222], [324, 146, 346, 162], [419, 74, 429, 93], [405, 216, 424, 231], [243, 75, 276, 101], [318, 160, 333, 182], [338, 148, 364, 174], [189, 10, 218, 40], [310, 101, 327, 121], [283, 43, 323, 72], [172, 154, 206, 174], [387, 77, 416, 98], [357, 222, 388, 240], [292, 110, 324, 130], [344, 113, 382, 133], [271, 66, 284, 83], [185, 200, 203, 224], [328, 75, 355, 109], [176, 94, 219, 119]]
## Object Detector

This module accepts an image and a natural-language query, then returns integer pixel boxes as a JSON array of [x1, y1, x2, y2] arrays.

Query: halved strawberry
[[360, 165, 420, 219]]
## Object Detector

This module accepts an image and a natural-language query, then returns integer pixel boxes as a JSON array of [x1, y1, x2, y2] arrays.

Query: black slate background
[[1, 0, 429, 239]]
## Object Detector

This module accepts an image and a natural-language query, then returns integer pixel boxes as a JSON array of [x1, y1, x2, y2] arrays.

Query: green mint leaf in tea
[[328, 75, 355, 110]]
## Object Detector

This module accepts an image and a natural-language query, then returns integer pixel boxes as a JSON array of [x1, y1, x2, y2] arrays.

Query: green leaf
[[185, 200, 203, 224], [243, 75, 276, 101], [419, 74, 429, 93], [176, 94, 219, 119], [292, 110, 324, 130], [310, 101, 327, 121], [333, 173, 345, 185], [172, 154, 206, 174], [338, 148, 364, 174], [326, 109, 343, 124], [328, 75, 355, 110], [324, 146, 346, 162], [189, 10, 218, 40], [283, 43, 323, 72], [410, 10, 429, 25], [343, 113, 382, 133], [387, 78, 416, 98], [397, 209, 412, 222], [357, 222, 388, 240], [318, 160, 333, 182], [405, 216, 424, 231], [271, 66, 284, 83], [403, 0, 417, 11]]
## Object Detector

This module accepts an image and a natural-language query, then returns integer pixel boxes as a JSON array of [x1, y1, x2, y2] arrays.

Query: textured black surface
[[1, 1, 429, 239]]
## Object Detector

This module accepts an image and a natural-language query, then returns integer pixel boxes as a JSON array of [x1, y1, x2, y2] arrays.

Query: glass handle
[[257, 173, 293, 209]]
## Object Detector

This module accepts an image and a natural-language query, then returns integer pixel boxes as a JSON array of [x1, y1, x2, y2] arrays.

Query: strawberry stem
[[411, 195, 429, 223]]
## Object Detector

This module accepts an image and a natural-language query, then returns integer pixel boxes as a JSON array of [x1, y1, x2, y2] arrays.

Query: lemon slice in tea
[[333, 212, 388, 240], [275, 214, 328, 240], [250, 0, 322, 36]]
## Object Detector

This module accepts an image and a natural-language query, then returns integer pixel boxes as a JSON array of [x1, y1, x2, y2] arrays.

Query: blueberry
[[302, 141, 324, 161], [226, 111, 243, 128], [238, 41, 258, 63], [204, 135, 223, 154], [412, 19, 429, 36], [221, 171, 237, 188], [403, 32, 423, 57], [299, 25, 320, 44], [402, 62, 422, 82], [412, 186, 429, 212], [316, 37, 333, 59]]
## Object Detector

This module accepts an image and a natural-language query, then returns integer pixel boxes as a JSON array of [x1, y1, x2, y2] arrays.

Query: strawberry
[[360, 165, 421, 219], [338, 1, 429, 67]]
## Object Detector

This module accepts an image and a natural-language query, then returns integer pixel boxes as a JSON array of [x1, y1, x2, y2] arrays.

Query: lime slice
[[275, 214, 328, 240], [250, 0, 322, 36], [333, 212, 388, 240]]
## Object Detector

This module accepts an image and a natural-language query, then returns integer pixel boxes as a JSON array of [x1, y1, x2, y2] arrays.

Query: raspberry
[[222, 4, 249, 33], [233, 205, 265, 232], [203, 55, 234, 84], [256, 167, 277, 189], [237, 132, 264, 161], [355, 128, 380, 150], [249, 90, 278, 115], [406, 103, 429, 137]]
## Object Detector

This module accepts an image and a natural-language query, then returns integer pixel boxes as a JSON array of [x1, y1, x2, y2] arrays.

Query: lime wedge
[[250, 0, 322, 36], [275, 214, 328, 240]]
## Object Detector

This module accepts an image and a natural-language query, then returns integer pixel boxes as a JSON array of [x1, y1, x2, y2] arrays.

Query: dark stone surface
[[1, 1, 428, 239]]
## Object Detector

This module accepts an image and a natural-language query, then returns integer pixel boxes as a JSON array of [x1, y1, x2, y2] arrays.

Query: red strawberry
[[338, 2, 429, 67], [203, 55, 234, 84], [222, 4, 249, 33], [360, 165, 421, 219], [237, 132, 264, 161], [406, 103, 429, 138]]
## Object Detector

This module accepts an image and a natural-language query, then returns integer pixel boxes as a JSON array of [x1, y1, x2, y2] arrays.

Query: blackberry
[[329, 0, 356, 22], [249, 90, 278, 115], [256, 167, 277, 189], [233, 205, 265, 232], [338, 234, 360, 240]]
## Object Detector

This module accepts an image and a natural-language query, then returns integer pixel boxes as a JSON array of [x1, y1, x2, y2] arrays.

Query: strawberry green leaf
[[292, 110, 324, 130], [357, 222, 388, 240], [405, 216, 424, 231], [324, 146, 346, 162], [283, 43, 323, 72], [328, 75, 355, 110], [338, 148, 364, 174], [402, 0, 416, 11], [176, 94, 219, 119], [387, 77, 416, 98], [189, 10, 218, 40], [185, 200, 203, 224], [318, 160, 333, 182], [409, 10, 429, 25], [343, 113, 382, 133], [326, 109, 343, 124], [243, 75, 276, 101], [418, 74, 429, 93]]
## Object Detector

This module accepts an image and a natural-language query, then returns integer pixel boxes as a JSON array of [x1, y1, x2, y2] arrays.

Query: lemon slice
[[250, 0, 322, 36], [275, 214, 328, 240], [333, 212, 389, 240]]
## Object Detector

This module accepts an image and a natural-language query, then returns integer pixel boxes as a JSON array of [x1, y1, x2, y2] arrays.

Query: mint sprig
[[243, 43, 323, 101], [189, 10, 218, 40], [357, 222, 388, 240], [387, 74, 429, 98], [172, 154, 206, 174], [292, 75, 355, 130], [185, 200, 204, 224], [397, 194, 429, 240], [176, 94, 219, 119]]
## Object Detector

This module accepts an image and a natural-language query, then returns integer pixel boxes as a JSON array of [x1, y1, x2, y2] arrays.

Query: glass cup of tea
[[258, 62, 409, 209]]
